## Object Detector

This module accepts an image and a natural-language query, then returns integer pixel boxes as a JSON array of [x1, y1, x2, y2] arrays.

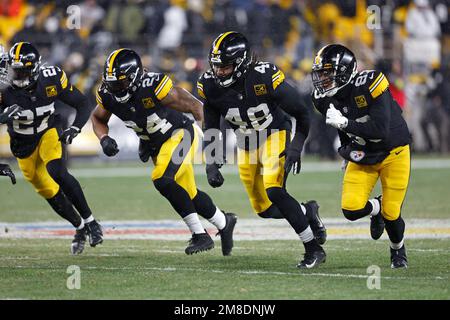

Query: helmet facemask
[[8, 58, 40, 89], [209, 45, 251, 87], [312, 63, 356, 97], [104, 67, 141, 103]]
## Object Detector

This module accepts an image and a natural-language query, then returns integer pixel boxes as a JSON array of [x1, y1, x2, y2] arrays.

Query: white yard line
[[5, 264, 446, 281]]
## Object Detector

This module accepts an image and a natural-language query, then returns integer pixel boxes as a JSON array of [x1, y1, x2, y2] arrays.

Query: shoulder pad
[[143, 72, 173, 101], [39, 65, 69, 90], [96, 85, 107, 109], [252, 62, 285, 91], [197, 70, 215, 99], [354, 70, 389, 99]]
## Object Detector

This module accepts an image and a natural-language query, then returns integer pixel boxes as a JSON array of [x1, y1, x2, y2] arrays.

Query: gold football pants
[[342, 145, 410, 221], [17, 128, 62, 199], [237, 130, 287, 214], [151, 124, 199, 200]]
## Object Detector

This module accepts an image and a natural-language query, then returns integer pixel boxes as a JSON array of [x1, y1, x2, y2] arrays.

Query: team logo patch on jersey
[[350, 150, 365, 162], [142, 97, 155, 109], [46, 85, 58, 97], [354, 95, 368, 108], [254, 84, 267, 96]]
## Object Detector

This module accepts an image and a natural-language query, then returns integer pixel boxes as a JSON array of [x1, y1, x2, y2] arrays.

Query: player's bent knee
[[342, 208, 363, 221], [265, 187, 286, 205], [36, 186, 59, 199], [382, 202, 401, 221], [341, 195, 367, 213], [153, 177, 176, 194]]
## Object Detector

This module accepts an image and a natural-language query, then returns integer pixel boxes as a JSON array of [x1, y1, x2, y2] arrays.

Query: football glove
[[326, 103, 348, 129], [281, 147, 302, 175], [206, 163, 224, 188], [0, 104, 22, 124], [59, 126, 81, 144], [0, 163, 16, 184], [100, 135, 119, 157]]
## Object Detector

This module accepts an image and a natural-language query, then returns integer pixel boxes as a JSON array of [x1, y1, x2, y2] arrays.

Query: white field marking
[[1, 218, 449, 240], [5, 264, 447, 281], [6, 158, 450, 180]]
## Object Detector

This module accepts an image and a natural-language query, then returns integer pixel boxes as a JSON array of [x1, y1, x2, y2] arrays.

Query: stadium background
[[0, 0, 449, 161]]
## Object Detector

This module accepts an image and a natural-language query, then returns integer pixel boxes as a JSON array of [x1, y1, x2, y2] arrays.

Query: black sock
[[153, 177, 196, 218], [266, 187, 309, 233], [47, 159, 92, 219], [342, 202, 373, 221], [304, 239, 321, 252], [192, 189, 216, 219], [46, 190, 81, 228], [384, 216, 405, 244], [258, 205, 284, 219]]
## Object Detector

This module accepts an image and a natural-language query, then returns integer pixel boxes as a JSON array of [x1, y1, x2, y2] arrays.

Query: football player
[[311, 44, 411, 268], [0, 42, 103, 254], [198, 31, 327, 269], [91, 48, 237, 256]]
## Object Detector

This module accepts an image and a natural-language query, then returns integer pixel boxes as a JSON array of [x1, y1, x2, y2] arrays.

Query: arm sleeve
[[344, 90, 391, 140], [58, 85, 93, 129], [272, 81, 310, 150]]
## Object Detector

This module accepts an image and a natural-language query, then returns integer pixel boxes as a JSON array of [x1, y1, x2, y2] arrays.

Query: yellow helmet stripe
[[15, 42, 24, 63], [108, 49, 125, 76], [212, 31, 235, 54]]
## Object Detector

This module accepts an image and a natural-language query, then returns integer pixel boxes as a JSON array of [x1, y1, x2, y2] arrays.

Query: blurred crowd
[[0, 0, 449, 158]]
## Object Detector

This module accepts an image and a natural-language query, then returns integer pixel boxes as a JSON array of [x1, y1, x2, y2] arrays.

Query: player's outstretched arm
[[160, 86, 204, 123]]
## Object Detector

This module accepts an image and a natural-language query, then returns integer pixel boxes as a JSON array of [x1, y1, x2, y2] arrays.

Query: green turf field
[[0, 159, 449, 299]]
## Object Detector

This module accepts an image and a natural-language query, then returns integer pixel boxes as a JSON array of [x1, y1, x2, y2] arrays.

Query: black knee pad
[[266, 187, 287, 205], [46, 159, 66, 183], [153, 177, 175, 195], [258, 205, 284, 219], [342, 208, 363, 221]]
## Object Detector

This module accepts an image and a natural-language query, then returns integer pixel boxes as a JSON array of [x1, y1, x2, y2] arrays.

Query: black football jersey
[[0, 65, 71, 157], [312, 69, 411, 162], [96, 72, 192, 151], [198, 62, 292, 135]]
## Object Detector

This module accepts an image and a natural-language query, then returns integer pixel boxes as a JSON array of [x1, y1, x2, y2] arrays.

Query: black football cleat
[[86, 220, 104, 247], [185, 231, 214, 255], [303, 200, 327, 245], [390, 245, 408, 269], [297, 248, 326, 269], [71, 227, 87, 255], [370, 196, 384, 240], [216, 212, 238, 256]]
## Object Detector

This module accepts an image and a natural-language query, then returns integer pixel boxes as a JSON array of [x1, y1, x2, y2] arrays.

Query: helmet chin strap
[[115, 92, 131, 103], [12, 79, 30, 88]]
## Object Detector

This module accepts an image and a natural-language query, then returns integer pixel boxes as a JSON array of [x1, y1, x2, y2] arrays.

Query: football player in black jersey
[[198, 31, 327, 269], [91, 48, 237, 256], [311, 44, 411, 268], [0, 42, 103, 254]]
